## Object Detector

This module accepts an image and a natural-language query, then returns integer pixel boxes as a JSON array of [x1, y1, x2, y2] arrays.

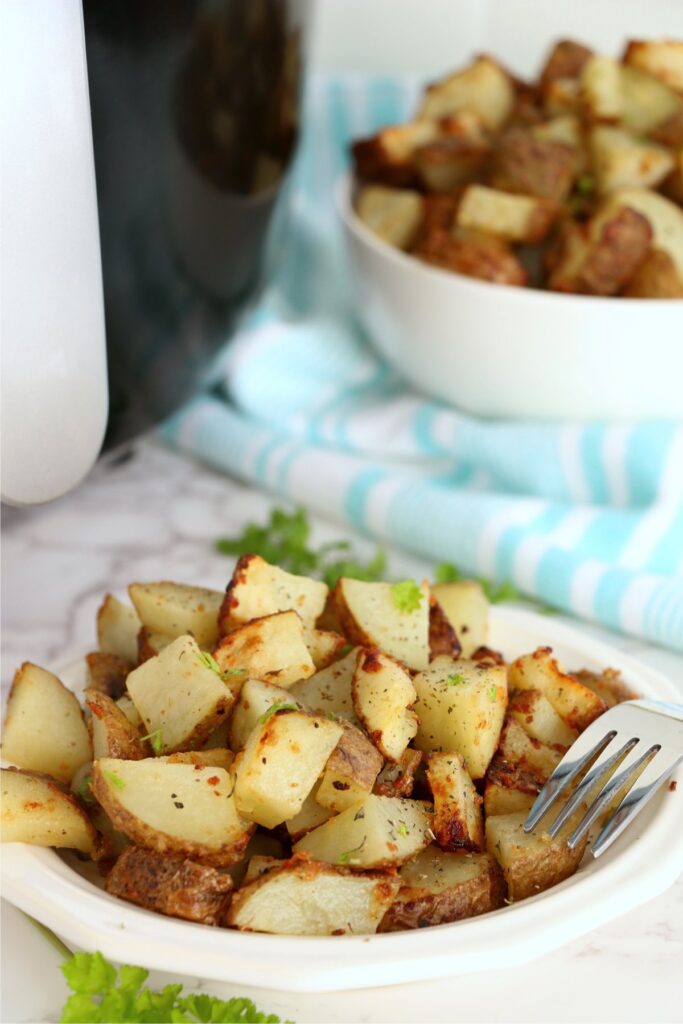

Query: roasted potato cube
[[1, 767, 97, 855], [539, 40, 593, 90], [2, 663, 92, 783], [415, 194, 459, 240], [430, 580, 489, 657], [413, 657, 507, 779], [126, 635, 233, 754], [489, 129, 578, 201], [213, 610, 315, 688], [483, 781, 537, 816], [590, 126, 674, 193], [378, 847, 505, 931], [306, 628, 346, 670], [599, 187, 683, 275], [580, 56, 622, 122], [105, 846, 232, 925], [507, 688, 578, 749], [234, 710, 342, 828], [85, 689, 146, 761], [227, 858, 400, 936], [316, 721, 384, 812], [415, 228, 528, 286], [621, 65, 681, 135], [456, 185, 559, 243], [649, 108, 683, 147], [496, 717, 564, 781], [137, 627, 174, 664], [508, 648, 609, 731], [116, 694, 142, 729], [285, 784, 335, 841], [356, 185, 424, 250], [548, 205, 652, 296], [418, 56, 515, 131], [573, 668, 635, 707], [229, 678, 306, 752], [428, 597, 462, 659], [532, 114, 582, 149], [625, 243, 683, 295], [128, 582, 222, 649], [92, 758, 253, 866], [352, 120, 439, 186], [543, 77, 581, 117], [374, 749, 423, 798], [416, 136, 490, 193], [294, 794, 432, 868], [352, 649, 418, 762], [288, 646, 360, 723], [219, 553, 328, 633], [486, 809, 587, 901], [334, 578, 430, 672], [427, 751, 484, 852], [624, 40, 683, 93], [97, 594, 140, 665], [85, 651, 129, 700]]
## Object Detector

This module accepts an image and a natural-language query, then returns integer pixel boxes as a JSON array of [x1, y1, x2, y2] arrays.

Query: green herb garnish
[[75, 776, 94, 805], [59, 951, 287, 1023], [197, 650, 222, 675], [103, 770, 125, 791], [338, 837, 366, 864], [391, 579, 423, 613], [258, 701, 299, 725], [397, 822, 409, 838], [446, 673, 467, 687], [140, 729, 164, 754], [216, 506, 385, 587], [576, 173, 595, 195], [434, 562, 462, 584], [488, 685, 498, 702]]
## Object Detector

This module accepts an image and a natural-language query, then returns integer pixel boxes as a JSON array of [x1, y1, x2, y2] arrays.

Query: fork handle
[[630, 699, 683, 721]]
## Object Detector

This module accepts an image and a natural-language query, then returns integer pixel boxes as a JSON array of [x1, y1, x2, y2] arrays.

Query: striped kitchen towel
[[162, 74, 683, 652]]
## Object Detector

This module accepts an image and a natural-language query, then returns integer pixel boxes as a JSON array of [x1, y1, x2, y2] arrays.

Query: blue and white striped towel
[[163, 74, 683, 652]]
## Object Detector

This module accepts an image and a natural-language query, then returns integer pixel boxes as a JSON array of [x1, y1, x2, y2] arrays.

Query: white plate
[[2, 607, 682, 992]]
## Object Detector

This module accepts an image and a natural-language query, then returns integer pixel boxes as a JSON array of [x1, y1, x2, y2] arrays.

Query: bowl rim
[[336, 171, 683, 308]]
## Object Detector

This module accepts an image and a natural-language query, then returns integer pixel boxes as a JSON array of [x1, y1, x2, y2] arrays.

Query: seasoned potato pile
[[352, 39, 683, 297], [1, 555, 629, 935]]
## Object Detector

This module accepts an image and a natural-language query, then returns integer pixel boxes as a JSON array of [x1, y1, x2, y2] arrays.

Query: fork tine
[[590, 749, 683, 857], [566, 742, 661, 850], [523, 725, 616, 833], [543, 734, 638, 839]]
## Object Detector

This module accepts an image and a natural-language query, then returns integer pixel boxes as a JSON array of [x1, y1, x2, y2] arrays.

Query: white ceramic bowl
[[3, 607, 682, 992], [339, 174, 683, 421]]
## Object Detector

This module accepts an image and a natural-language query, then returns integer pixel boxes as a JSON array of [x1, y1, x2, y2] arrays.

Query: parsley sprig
[[140, 729, 165, 755], [59, 951, 287, 1023], [390, 580, 423, 613], [258, 702, 299, 725]]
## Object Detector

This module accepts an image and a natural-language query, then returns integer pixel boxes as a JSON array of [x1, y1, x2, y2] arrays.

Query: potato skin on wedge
[[105, 846, 233, 925], [378, 848, 505, 931], [1, 767, 98, 856], [486, 809, 587, 902], [227, 857, 400, 936]]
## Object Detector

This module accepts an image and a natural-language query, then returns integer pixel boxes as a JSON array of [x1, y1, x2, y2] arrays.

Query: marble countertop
[[2, 437, 682, 1024]]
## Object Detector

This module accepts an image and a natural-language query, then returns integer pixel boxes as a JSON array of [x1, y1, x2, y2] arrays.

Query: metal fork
[[523, 699, 683, 858]]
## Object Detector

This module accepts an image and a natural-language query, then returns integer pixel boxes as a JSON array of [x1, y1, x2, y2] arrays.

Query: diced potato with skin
[[116, 695, 142, 729], [289, 647, 361, 724], [97, 594, 140, 665], [352, 121, 440, 187], [620, 65, 681, 135], [598, 188, 683, 276], [573, 667, 635, 708], [105, 846, 233, 925], [418, 56, 515, 131], [294, 794, 433, 868], [624, 41, 683, 93], [428, 599, 462, 659], [416, 136, 490, 193], [486, 809, 587, 902], [285, 784, 334, 841], [374, 749, 423, 798], [430, 580, 489, 658], [126, 635, 234, 754], [1, 767, 97, 855], [234, 711, 342, 829], [496, 717, 564, 781], [229, 678, 306, 752], [427, 752, 484, 852], [539, 40, 593, 91], [352, 650, 418, 762], [508, 648, 608, 732], [227, 858, 400, 936], [212, 611, 316, 688], [590, 126, 674, 194], [580, 56, 622, 122], [483, 781, 536, 817], [85, 652, 129, 701], [128, 582, 223, 649], [159, 749, 234, 770], [306, 629, 346, 670], [315, 721, 384, 812], [2, 663, 92, 783], [548, 205, 653, 296], [543, 77, 581, 117], [532, 114, 582, 150], [489, 130, 578, 202], [416, 227, 528, 286], [91, 758, 253, 867], [219, 554, 328, 634], [356, 186, 424, 251], [457, 185, 559, 243], [85, 689, 146, 761], [378, 847, 505, 931], [137, 627, 174, 664], [650, 109, 683, 148], [413, 657, 507, 779], [507, 688, 578, 749], [334, 578, 430, 672]]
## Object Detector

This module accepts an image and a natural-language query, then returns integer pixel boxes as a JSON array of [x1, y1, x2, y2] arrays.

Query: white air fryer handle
[[1, 0, 108, 506]]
